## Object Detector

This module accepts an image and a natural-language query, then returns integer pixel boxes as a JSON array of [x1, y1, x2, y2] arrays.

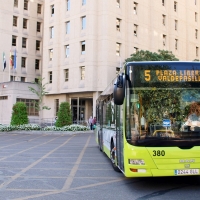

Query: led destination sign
[[144, 70, 200, 82]]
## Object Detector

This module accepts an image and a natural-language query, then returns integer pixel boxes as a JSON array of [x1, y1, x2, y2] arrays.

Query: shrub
[[55, 102, 72, 127], [43, 124, 90, 131], [0, 124, 89, 132], [10, 102, 29, 125]]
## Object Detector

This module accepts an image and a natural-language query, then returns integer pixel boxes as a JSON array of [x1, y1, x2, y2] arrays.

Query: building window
[[10, 76, 15, 81], [196, 29, 198, 39], [35, 59, 40, 69], [82, 0, 86, 5], [37, 22, 41, 32], [174, 1, 177, 12], [116, 43, 120, 56], [162, 15, 166, 25], [196, 47, 199, 57], [65, 69, 69, 81], [36, 40, 40, 51], [14, 0, 18, 7], [81, 41, 85, 54], [17, 98, 39, 116], [195, 12, 198, 22], [134, 47, 138, 53], [133, 2, 138, 14], [82, 16, 86, 29], [0, 96, 8, 100], [24, 0, 28, 10], [55, 99, 59, 116], [162, 0, 165, 6], [23, 18, 28, 29], [134, 24, 138, 36], [195, 0, 197, 5], [22, 37, 27, 48], [117, 0, 120, 8], [37, 4, 42, 14], [175, 39, 178, 50], [49, 71, 52, 83], [21, 77, 26, 82], [35, 78, 39, 83], [65, 45, 69, 57], [66, 0, 70, 11], [49, 49, 53, 61], [80, 66, 85, 80], [116, 67, 120, 74], [175, 20, 178, 30], [50, 26, 54, 38], [12, 36, 17, 46], [163, 35, 166, 46], [116, 18, 121, 31], [21, 57, 26, 68], [51, 5, 54, 17], [13, 16, 17, 26], [66, 21, 70, 34]]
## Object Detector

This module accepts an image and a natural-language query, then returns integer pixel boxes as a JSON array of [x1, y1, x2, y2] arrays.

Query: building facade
[[0, 0, 200, 124], [0, 0, 44, 124], [41, 0, 200, 123]]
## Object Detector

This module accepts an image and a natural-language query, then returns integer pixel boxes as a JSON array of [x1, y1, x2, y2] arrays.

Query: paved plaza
[[0, 132, 200, 200], [0, 131, 124, 200]]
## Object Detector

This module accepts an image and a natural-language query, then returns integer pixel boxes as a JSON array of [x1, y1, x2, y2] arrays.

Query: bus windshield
[[126, 62, 200, 147]]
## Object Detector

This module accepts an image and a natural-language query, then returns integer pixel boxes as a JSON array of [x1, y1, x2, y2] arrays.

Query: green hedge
[[0, 124, 89, 132]]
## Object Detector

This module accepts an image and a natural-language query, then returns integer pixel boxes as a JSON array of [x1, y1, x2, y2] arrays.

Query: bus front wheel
[[110, 142, 120, 172]]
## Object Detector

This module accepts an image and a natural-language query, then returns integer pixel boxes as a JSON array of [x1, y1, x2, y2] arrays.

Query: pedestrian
[[88, 116, 93, 130], [92, 117, 96, 130], [54, 116, 58, 125]]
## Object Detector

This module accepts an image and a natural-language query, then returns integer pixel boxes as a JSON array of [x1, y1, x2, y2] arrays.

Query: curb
[[0, 130, 94, 135]]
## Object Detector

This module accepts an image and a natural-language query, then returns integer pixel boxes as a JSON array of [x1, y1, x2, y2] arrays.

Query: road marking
[[62, 135, 91, 190], [12, 178, 126, 200], [0, 135, 74, 189], [0, 135, 59, 161], [0, 135, 43, 149], [11, 135, 93, 199]]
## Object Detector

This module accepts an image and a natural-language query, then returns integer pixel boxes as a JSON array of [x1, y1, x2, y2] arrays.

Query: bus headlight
[[129, 159, 145, 165]]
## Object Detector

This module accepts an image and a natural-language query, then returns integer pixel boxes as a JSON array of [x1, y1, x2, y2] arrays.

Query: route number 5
[[144, 70, 151, 81]]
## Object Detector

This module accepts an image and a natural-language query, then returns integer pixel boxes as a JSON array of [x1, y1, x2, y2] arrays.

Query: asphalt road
[[0, 131, 200, 200]]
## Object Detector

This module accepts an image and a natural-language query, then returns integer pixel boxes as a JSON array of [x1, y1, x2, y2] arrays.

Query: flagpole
[[9, 50, 11, 81], [9, 62, 10, 81], [2, 52, 6, 83], [3, 68, 4, 84], [2, 52, 4, 83]]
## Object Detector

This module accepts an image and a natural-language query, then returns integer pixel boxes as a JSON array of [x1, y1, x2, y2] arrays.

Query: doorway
[[71, 99, 87, 124]]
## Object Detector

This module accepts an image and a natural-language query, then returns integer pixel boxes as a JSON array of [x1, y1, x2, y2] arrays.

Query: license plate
[[175, 169, 199, 175]]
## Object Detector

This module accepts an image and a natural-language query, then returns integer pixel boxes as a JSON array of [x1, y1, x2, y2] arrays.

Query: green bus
[[95, 61, 200, 177]]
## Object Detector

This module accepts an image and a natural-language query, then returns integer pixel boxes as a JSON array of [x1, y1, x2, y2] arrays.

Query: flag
[[10, 51, 12, 68], [14, 49, 17, 70], [3, 52, 6, 71]]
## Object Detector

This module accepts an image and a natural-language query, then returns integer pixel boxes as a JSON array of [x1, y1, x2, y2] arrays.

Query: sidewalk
[[0, 130, 94, 135]]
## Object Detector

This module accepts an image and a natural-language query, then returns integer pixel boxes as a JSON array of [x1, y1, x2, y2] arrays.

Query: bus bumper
[[125, 168, 200, 177]]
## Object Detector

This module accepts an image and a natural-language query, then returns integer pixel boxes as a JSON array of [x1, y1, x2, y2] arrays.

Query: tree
[[55, 102, 72, 127], [125, 49, 179, 62], [28, 77, 51, 112], [11, 102, 28, 125]]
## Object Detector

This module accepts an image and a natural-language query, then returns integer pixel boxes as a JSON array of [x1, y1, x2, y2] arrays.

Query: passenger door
[[115, 104, 124, 171]]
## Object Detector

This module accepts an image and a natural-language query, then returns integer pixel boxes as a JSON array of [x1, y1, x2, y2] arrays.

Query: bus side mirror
[[113, 74, 125, 105]]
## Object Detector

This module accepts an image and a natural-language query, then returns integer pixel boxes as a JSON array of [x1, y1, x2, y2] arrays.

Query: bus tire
[[110, 142, 121, 172]]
